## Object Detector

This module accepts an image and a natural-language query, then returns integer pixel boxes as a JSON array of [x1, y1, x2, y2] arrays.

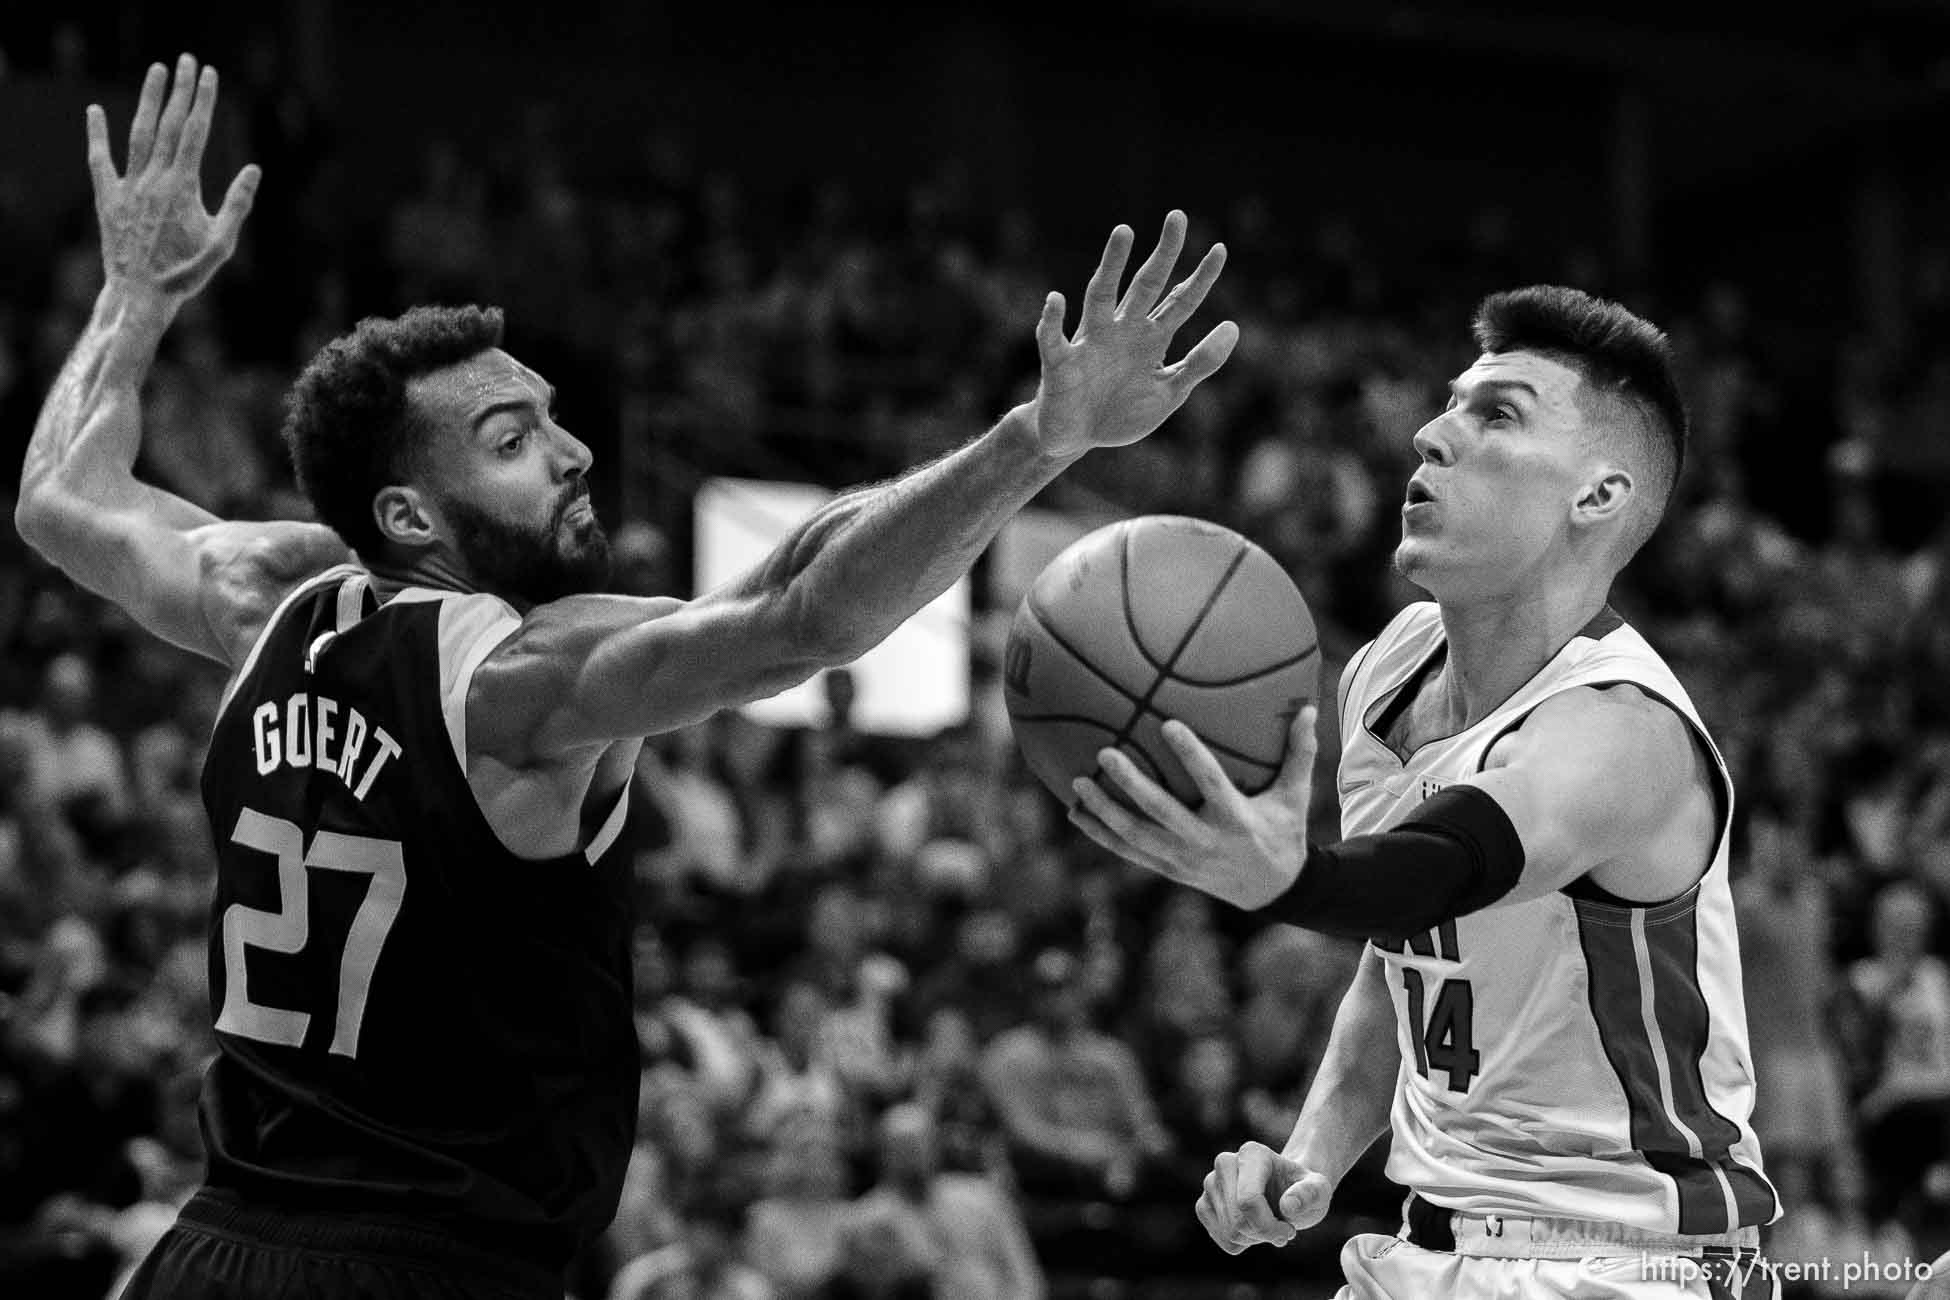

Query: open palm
[[1032, 211, 1239, 459], [87, 54, 260, 307]]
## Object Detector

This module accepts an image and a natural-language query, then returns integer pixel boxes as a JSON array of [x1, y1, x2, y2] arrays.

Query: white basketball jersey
[[1337, 602, 1779, 1234]]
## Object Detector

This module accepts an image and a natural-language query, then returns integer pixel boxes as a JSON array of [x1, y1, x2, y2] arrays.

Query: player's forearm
[[17, 284, 209, 548], [1281, 951, 1397, 1185], [752, 402, 1074, 663]]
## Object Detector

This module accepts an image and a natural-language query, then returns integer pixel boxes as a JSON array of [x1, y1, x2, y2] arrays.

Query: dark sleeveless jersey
[[196, 566, 639, 1273]]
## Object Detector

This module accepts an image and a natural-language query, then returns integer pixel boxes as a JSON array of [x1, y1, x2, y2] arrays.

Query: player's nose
[[1411, 417, 1455, 467], [552, 425, 593, 479]]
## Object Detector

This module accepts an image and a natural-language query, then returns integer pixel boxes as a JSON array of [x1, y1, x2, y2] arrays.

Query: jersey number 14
[[215, 806, 406, 1059], [1401, 969, 1480, 1092], [1381, 922, 1480, 1092]]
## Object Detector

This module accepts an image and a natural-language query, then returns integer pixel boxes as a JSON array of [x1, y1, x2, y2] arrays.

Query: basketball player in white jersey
[[1069, 287, 1782, 1298]]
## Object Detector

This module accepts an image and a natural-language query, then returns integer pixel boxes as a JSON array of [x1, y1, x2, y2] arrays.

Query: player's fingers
[[1035, 291, 1068, 362], [1164, 320, 1241, 393], [1069, 778, 1180, 872], [1196, 1171, 1233, 1248], [1230, 1144, 1295, 1244], [1068, 805, 1178, 882], [1196, 1185, 1238, 1254], [1096, 747, 1204, 841], [1116, 209, 1186, 320], [176, 64, 219, 172], [126, 62, 168, 173], [1234, 1186, 1293, 1245], [176, 165, 259, 290], [1278, 1170, 1334, 1231], [1275, 706, 1320, 801], [1079, 223, 1134, 332], [1212, 1150, 1242, 1233], [211, 164, 261, 242], [1159, 720, 1246, 816], [152, 53, 197, 169], [85, 106, 118, 191], [1149, 241, 1227, 333]]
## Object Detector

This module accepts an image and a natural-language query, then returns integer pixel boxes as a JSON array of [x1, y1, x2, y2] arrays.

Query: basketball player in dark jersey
[[18, 55, 1239, 1299]]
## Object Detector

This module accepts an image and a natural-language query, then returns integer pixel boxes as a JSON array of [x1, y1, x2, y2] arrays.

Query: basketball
[[1003, 515, 1319, 808]]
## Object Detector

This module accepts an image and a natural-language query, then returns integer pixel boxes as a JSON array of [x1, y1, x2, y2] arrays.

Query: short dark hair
[[282, 305, 505, 558], [1470, 286, 1688, 509]]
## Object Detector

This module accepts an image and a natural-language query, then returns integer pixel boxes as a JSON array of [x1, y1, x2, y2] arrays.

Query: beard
[[441, 483, 613, 606]]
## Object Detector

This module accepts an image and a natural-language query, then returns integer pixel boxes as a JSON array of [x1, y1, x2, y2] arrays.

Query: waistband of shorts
[[1403, 1192, 1763, 1261], [178, 1186, 563, 1295]]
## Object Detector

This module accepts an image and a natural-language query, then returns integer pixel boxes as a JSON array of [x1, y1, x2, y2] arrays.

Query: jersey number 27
[[215, 806, 406, 1059]]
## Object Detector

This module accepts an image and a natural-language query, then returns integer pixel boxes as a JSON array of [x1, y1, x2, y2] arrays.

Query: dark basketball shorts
[[117, 1189, 564, 1300]]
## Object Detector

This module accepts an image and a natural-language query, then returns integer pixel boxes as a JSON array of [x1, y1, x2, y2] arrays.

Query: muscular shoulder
[[467, 593, 686, 764], [195, 521, 352, 666], [1486, 682, 1696, 777], [1480, 683, 1718, 901]]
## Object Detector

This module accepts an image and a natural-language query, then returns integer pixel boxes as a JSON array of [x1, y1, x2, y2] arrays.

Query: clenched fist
[[1195, 1140, 1335, 1255]]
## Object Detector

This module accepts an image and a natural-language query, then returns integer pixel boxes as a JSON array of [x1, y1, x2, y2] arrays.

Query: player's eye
[[1488, 405, 1517, 423], [499, 429, 528, 455]]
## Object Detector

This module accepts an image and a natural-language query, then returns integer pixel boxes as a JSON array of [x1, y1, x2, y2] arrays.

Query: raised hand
[[1070, 706, 1319, 910], [87, 54, 260, 310], [1196, 1140, 1334, 1254], [1031, 211, 1238, 460]]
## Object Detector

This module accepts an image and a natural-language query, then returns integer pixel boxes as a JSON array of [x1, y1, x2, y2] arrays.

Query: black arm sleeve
[[1258, 785, 1525, 942]]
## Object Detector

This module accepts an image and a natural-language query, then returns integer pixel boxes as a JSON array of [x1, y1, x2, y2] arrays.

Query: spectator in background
[[1233, 925, 1356, 1136], [743, 1113, 854, 1299], [1736, 810, 1862, 1210], [910, 1007, 1009, 1182], [907, 906, 1028, 1046], [634, 1066, 726, 1246], [609, 1185, 774, 1300], [745, 980, 846, 1146], [663, 937, 765, 1115], [1737, 808, 1874, 1282], [1849, 880, 1950, 1234], [1135, 891, 1232, 1075], [979, 949, 1172, 1204], [1158, 1032, 1256, 1190], [877, 727, 994, 865], [11, 653, 128, 841], [826, 1204, 936, 1300], [636, 723, 749, 895], [138, 309, 271, 516], [817, 952, 910, 1107], [845, 1103, 1044, 1300]]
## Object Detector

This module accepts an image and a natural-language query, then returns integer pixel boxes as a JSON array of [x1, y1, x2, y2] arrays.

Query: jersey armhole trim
[[585, 788, 630, 864], [1338, 640, 1377, 725], [438, 599, 523, 772], [214, 563, 365, 728]]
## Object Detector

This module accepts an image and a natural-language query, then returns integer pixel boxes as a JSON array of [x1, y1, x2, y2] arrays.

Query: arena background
[[4, 2, 1950, 1297]]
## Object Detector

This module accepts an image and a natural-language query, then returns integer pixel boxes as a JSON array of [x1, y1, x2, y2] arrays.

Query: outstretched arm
[[1072, 681, 1717, 931], [15, 56, 349, 667], [470, 213, 1240, 758]]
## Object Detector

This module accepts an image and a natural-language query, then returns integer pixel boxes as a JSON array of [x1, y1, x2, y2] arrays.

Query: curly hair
[[281, 305, 505, 559]]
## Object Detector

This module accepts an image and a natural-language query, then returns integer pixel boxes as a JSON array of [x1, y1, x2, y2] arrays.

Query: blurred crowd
[[5, 33, 1950, 1300]]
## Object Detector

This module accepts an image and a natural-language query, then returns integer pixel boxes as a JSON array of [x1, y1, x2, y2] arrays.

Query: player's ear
[[1572, 468, 1634, 528], [373, 484, 440, 550]]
